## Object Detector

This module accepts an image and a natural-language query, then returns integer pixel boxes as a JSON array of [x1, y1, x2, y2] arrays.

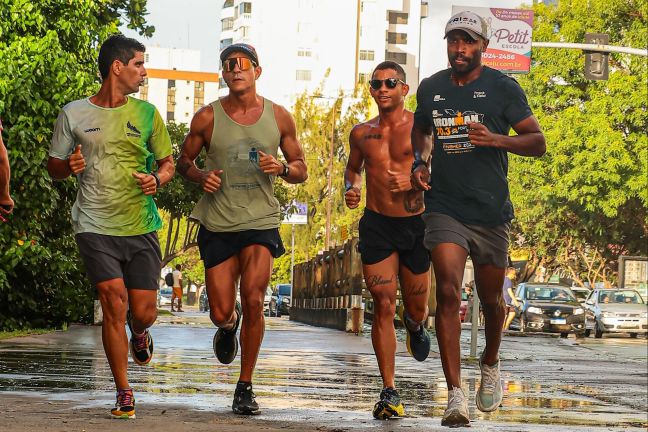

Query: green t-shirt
[[49, 96, 172, 236]]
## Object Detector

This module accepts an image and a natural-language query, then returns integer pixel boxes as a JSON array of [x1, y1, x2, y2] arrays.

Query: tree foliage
[[0, 0, 153, 330], [510, 0, 647, 285]]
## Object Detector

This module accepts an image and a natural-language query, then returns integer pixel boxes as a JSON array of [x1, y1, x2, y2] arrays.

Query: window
[[223, 0, 233, 7], [385, 51, 407, 64], [222, 17, 233, 31], [139, 84, 148, 101], [166, 111, 175, 122], [297, 48, 312, 57], [144, 53, 150, 62], [387, 32, 408, 44], [220, 38, 233, 51], [359, 50, 374, 61], [358, 73, 371, 83], [194, 81, 205, 112], [388, 11, 408, 24], [239, 2, 251, 15], [167, 79, 176, 89], [238, 26, 251, 38], [296, 70, 312, 81]]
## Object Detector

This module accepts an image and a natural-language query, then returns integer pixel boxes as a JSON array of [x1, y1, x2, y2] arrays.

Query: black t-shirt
[[414, 66, 533, 227]]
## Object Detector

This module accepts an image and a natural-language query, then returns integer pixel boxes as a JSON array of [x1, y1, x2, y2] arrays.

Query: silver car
[[584, 289, 648, 338]]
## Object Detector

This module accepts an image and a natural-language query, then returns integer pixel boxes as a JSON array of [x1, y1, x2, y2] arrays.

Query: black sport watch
[[279, 162, 290, 177], [411, 159, 428, 173], [151, 171, 161, 188]]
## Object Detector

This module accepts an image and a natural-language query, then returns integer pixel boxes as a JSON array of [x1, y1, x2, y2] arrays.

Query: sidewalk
[[0, 311, 646, 431]]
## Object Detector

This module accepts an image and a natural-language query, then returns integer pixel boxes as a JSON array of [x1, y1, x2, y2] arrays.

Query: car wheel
[[594, 322, 603, 338], [630, 333, 638, 339], [584, 329, 591, 337], [560, 332, 568, 338]]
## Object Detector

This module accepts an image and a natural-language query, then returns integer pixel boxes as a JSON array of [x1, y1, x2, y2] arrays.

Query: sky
[[120, 0, 527, 76]]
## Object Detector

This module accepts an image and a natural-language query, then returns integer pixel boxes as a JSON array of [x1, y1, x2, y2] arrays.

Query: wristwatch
[[151, 171, 161, 188], [279, 162, 290, 177], [411, 159, 428, 173]]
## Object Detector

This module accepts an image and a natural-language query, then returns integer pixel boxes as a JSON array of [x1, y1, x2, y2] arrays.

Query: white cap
[[444, 11, 489, 41]]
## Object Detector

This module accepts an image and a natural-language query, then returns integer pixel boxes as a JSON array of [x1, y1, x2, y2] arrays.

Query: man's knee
[[97, 282, 128, 320], [241, 292, 264, 317], [435, 282, 460, 312], [481, 293, 504, 312], [130, 302, 158, 328], [404, 301, 428, 323], [210, 305, 235, 327]]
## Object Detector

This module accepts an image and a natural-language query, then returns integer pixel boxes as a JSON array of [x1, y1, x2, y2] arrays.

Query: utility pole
[[324, 99, 338, 250]]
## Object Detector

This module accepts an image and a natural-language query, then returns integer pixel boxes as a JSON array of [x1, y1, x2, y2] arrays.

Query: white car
[[158, 286, 173, 307], [584, 289, 648, 338]]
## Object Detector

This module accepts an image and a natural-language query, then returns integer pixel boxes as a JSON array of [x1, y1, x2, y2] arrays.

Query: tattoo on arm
[[365, 274, 394, 290], [404, 192, 423, 213], [177, 158, 192, 176]]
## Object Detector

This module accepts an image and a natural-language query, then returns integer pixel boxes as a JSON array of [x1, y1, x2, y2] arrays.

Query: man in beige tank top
[[178, 43, 307, 415]]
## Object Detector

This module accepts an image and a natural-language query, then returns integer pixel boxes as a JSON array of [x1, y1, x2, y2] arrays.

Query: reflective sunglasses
[[222, 57, 257, 72], [369, 78, 405, 90]]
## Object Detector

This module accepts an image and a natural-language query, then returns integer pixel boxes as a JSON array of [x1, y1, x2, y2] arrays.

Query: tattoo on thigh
[[366, 274, 394, 289], [406, 282, 427, 297]]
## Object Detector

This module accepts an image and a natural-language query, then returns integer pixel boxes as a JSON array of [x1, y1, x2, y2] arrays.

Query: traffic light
[[584, 33, 609, 80]]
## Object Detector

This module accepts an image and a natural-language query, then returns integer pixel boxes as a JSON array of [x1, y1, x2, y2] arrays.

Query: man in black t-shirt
[[410, 11, 545, 427]]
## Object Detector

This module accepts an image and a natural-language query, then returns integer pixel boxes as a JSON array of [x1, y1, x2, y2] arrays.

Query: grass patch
[[0, 328, 55, 340], [157, 309, 174, 316]]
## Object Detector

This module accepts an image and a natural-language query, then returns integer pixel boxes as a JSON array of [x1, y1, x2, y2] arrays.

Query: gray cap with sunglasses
[[220, 43, 259, 66]]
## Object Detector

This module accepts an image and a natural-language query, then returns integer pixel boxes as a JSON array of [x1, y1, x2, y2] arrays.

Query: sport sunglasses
[[222, 57, 258, 72], [369, 78, 406, 90]]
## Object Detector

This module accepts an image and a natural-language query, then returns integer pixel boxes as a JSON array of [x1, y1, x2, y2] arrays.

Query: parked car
[[270, 283, 291, 317], [158, 286, 172, 307], [570, 286, 592, 307], [584, 289, 648, 338], [509, 283, 585, 337]]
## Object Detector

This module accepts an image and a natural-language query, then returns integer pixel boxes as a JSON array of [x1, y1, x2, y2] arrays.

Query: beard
[[449, 53, 481, 75]]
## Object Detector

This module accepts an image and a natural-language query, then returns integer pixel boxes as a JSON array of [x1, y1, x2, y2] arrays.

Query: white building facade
[[135, 47, 220, 125], [219, 0, 426, 107]]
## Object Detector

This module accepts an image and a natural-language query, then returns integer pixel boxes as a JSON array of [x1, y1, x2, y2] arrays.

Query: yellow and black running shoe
[[111, 388, 136, 419], [372, 387, 405, 420]]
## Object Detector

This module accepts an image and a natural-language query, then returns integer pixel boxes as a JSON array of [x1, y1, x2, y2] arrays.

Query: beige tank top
[[190, 98, 281, 231]]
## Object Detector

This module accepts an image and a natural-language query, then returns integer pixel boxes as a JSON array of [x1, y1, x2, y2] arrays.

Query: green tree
[[510, 0, 647, 285], [0, 0, 153, 330]]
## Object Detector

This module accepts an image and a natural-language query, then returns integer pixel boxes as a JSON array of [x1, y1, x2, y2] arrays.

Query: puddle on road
[[1, 344, 646, 429]]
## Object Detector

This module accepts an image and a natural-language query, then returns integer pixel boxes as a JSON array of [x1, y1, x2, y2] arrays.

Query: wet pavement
[[0, 309, 646, 431]]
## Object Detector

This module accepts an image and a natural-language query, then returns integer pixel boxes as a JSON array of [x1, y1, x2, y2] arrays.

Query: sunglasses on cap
[[222, 57, 258, 72], [369, 78, 405, 90]]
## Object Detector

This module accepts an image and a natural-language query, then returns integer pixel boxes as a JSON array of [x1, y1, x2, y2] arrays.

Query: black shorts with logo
[[75, 232, 161, 290], [357, 209, 430, 275], [197, 225, 285, 269]]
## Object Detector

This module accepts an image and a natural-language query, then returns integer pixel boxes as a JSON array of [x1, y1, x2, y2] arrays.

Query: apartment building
[[134, 47, 219, 125], [219, 0, 426, 106]]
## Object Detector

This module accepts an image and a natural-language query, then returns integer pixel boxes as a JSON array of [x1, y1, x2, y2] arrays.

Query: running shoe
[[111, 388, 136, 419], [372, 387, 405, 420], [213, 301, 242, 364], [476, 354, 503, 412], [398, 305, 431, 361], [127, 310, 154, 366], [441, 386, 469, 427], [232, 381, 260, 415]]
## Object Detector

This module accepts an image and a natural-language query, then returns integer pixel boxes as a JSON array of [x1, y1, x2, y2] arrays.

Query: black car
[[509, 283, 586, 337], [269, 283, 291, 317]]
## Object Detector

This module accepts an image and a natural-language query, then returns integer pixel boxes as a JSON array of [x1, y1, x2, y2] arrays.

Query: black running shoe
[[213, 301, 242, 364], [127, 310, 154, 366], [372, 387, 405, 420], [232, 381, 260, 415], [398, 306, 430, 362]]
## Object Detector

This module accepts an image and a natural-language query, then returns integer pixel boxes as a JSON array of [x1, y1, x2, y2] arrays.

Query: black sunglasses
[[369, 78, 405, 90]]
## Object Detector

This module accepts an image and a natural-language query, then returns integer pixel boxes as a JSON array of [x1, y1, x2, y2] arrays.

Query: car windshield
[[572, 289, 590, 301], [599, 290, 644, 304], [277, 284, 291, 296], [525, 286, 575, 302], [160, 287, 172, 296]]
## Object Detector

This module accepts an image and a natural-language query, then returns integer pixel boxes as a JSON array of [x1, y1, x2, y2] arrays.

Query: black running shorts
[[357, 209, 430, 274], [75, 232, 161, 289], [197, 225, 285, 269]]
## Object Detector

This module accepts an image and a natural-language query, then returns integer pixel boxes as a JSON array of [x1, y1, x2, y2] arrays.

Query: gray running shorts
[[422, 212, 510, 269], [75, 232, 162, 289]]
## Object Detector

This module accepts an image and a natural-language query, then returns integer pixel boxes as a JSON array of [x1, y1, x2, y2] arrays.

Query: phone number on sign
[[482, 52, 517, 60]]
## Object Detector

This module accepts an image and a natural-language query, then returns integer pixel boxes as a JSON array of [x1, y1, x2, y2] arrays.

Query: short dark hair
[[98, 34, 146, 80], [372, 61, 406, 82], [175, 264, 181, 271]]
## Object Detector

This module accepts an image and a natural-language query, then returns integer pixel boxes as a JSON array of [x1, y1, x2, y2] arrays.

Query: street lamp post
[[324, 101, 337, 250]]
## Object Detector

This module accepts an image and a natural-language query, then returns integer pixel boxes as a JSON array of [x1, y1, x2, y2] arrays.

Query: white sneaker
[[476, 354, 503, 412], [441, 386, 469, 427]]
